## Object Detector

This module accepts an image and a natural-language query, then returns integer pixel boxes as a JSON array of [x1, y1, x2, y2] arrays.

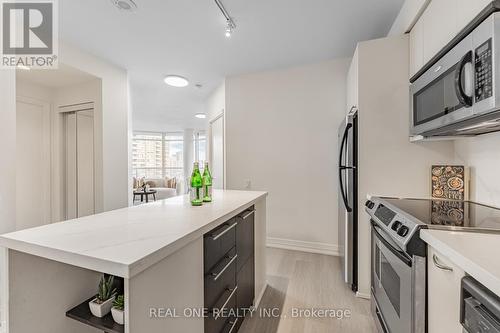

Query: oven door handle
[[371, 221, 412, 267], [455, 51, 473, 108]]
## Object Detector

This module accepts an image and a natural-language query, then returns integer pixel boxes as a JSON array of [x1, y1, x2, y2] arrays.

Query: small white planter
[[111, 307, 124, 325], [89, 296, 115, 318]]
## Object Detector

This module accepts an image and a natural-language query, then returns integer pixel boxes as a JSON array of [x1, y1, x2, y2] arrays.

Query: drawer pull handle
[[214, 286, 238, 320], [211, 222, 238, 241], [228, 317, 239, 333], [211, 254, 238, 281], [240, 209, 256, 220], [432, 254, 453, 272]]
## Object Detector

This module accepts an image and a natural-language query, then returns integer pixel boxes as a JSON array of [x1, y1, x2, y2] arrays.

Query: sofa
[[133, 177, 180, 200]]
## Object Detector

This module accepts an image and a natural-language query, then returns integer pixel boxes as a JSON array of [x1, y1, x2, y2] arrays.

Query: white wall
[[224, 59, 350, 254], [454, 134, 500, 206], [206, 81, 226, 189], [0, 70, 17, 234], [355, 35, 456, 296], [206, 81, 226, 122], [59, 43, 131, 209]]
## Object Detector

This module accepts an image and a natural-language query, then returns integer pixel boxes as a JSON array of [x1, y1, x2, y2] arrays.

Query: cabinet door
[[456, 0, 491, 33], [236, 208, 255, 273], [422, 0, 459, 64], [410, 17, 424, 78], [236, 256, 255, 313], [427, 246, 465, 333]]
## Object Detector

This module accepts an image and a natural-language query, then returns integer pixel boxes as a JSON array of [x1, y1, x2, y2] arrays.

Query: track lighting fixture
[[215, 0, 236, 38]]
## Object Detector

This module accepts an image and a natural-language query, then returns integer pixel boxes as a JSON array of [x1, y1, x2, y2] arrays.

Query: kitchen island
[[0, 190, 267, 333]]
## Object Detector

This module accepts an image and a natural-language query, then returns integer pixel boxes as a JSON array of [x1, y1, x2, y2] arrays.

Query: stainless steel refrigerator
[[337, 107, 358, 292]]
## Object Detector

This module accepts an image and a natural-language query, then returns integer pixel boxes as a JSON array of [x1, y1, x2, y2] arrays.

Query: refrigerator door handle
[[338, 123, 352, 213]]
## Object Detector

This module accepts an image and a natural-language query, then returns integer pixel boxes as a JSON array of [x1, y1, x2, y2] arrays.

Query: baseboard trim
[[356, 291, 371, 299], [267, 237, 339, 256], [254, 282, 268, 309]]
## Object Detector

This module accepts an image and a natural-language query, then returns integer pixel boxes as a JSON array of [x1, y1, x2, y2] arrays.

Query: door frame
[[208, 111, 225, 189], [16, 95, 52, 225]]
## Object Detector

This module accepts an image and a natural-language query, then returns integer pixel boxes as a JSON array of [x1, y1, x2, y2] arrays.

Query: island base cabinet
[[427, 246, 465, 333], [204, 206, 256, 333], [236, 256, 254, 330]]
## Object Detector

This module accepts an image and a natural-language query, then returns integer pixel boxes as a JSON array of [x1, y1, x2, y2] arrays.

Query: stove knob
[[391, 221, 402, 231], [397, 225, 409, 237], [365, 200, 375, 209]]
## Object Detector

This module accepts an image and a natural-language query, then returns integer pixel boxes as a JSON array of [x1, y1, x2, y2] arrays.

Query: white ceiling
[[16, 63, 98, 88], [59, 0, 404, 130]]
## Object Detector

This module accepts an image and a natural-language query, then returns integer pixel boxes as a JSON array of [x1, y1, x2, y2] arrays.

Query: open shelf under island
[[0, 190, 267, 333]]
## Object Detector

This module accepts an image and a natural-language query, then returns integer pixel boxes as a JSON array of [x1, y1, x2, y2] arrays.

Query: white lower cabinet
[[427, 246, 465, 333]]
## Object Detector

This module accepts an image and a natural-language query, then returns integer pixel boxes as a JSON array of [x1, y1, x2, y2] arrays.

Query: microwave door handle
[[455, 51, 473, 107], [338, 123, 352, 212]]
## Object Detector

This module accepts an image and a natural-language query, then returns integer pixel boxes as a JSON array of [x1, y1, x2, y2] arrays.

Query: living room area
[[131, 130, 207, 204]]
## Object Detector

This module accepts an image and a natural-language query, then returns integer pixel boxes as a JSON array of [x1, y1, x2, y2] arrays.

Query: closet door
[[65, 113, 77, 219], [76, 111, 94, 217], [65, 110, 95, 219], [16, 98, 51, 229]]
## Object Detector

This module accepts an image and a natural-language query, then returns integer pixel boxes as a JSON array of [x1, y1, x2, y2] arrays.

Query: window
[[194, 131, 206, 165], [164, 133, 184, 179], [132, 132, 184, 179]]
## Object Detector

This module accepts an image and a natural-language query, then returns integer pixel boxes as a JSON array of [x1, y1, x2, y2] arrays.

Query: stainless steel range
[[365, 196, 500, 333]]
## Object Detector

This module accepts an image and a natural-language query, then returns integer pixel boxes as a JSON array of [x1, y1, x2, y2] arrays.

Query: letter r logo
[[2, 2, 53, 54]]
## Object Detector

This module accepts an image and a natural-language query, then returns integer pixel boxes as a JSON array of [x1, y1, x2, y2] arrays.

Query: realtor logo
[[1, 0, 58, 68]]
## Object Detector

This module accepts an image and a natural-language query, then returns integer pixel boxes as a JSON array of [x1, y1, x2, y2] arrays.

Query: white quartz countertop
[[0, 190, 267, 278], [421, 230, 500, 296]]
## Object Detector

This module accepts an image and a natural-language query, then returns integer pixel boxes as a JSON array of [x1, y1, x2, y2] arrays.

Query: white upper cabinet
[[422, 0, 459, 64], [457, 0, 492, 32], [409, 0, 492, 79], [409, 17, 424, 78]]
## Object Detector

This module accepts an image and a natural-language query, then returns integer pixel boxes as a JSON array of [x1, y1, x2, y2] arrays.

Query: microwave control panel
[[475, 38, 492, 102]]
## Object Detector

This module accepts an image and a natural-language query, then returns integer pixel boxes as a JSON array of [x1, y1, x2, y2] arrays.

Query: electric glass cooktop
[[382, 197, 500, 230]]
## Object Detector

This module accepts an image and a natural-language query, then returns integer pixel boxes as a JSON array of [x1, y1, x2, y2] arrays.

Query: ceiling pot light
[[195, 113, 207, 119], [164, 75, 189, 87], [110, 0, 137, 11]]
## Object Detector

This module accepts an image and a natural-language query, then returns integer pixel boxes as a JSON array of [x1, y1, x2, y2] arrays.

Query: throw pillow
[[165, 177, 176, 189]]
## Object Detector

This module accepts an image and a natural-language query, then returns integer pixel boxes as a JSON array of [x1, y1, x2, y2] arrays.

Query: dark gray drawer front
[[205, 286, 237, 333], [237, 255, 255, 313], [205, 247, 237, 309], [236, 207, 255, 273], [221, 316, 239, 333], [205, 219, 237, 274]]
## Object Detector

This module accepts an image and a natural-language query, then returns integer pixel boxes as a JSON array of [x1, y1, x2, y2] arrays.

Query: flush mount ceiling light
[[214, 0, 236, 38], [110, 0, 137, 11], [195, 113, 207, 119], [164, 75, 189, 87]]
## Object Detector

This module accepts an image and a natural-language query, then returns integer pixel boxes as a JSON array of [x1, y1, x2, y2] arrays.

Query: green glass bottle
[[190, 162, 203, 206], [202, 162, 212, 202]]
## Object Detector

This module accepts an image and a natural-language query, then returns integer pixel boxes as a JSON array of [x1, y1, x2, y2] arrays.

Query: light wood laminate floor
[[239, 248, 377, 333]]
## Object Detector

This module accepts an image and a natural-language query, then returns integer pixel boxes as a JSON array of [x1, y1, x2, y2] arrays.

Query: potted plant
[[89, 275, 117, 317], [111, 295, 124, 325]]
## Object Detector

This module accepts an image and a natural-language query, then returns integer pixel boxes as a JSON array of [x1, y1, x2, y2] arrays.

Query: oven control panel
[[366, 200, 414, 238], [475, 38, 493, 102]]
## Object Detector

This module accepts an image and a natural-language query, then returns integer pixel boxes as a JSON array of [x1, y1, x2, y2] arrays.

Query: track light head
[[225, 19, 235, 38]]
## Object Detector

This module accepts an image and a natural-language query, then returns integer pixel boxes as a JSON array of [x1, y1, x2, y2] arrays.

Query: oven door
[[371, 223, 413, 333], [410, 34, 474, 136]]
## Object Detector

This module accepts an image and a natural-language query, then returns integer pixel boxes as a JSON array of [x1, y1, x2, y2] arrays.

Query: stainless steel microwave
[[410, 12, 500, 137]]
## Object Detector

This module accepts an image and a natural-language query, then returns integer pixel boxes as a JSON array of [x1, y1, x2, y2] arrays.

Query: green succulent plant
[[113, 295, 124, 311], [96, 275, 117, 303]]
